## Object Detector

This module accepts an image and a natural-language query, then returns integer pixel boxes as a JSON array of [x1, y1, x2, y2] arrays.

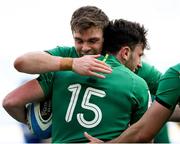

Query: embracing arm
[[84, 101, 173, 143], [14, 51, 112, 78], [14, 51, 72, 74], [109, 101, 173, 142], [2, 79, 45, 124]]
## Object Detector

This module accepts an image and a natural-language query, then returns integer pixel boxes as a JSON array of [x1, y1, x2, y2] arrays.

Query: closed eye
[[74, 38, 83, 44]]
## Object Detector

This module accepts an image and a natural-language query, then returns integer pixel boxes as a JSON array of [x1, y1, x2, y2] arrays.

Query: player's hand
[[72, 55, 112, 78], [84, 132, 104, 143]]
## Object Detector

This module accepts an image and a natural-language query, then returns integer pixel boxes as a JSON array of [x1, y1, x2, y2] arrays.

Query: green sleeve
[[156, 64, 180, 110], [46, 46, 78, 57], [38, 46, 78, 97], [136, 61, 162, 95], [130, 76, 149, 124], [36, 72, 54, 98]]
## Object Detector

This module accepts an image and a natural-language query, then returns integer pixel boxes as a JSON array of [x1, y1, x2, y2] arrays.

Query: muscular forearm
[[14, 52, 112, 78], [3, 93, 27, 124], [108, 101, 172, 142], [14, 51, 68, 74], [2, 79, 45, 124]]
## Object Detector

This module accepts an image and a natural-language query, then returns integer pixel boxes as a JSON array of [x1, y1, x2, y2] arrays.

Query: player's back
[[50, 55, 149, 143]]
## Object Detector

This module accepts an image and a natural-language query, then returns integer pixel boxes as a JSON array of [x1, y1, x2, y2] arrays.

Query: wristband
[[59, 58, 73, 70]]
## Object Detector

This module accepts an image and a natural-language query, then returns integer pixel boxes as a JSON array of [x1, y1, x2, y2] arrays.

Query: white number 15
[[65, 84, 106, 128]]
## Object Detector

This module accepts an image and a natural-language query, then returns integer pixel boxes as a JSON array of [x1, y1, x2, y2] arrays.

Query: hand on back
[[72, 54, 112, 78]]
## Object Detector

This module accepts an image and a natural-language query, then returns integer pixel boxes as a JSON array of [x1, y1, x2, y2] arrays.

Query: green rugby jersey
[[135, 62, 162, 95], [47, 46, 161, 95], [135, 62, 171, 143], [46, 46, 78, 58], [45, 46, 167, 142], [156, 63, 180, 110], [38, 54, 149, 143]]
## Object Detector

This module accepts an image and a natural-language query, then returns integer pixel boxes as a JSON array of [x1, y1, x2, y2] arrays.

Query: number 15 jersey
[[38, 54, 149, 143]]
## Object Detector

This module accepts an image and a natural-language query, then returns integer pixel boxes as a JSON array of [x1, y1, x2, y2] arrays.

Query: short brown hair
[[70, 6, 109, 33]]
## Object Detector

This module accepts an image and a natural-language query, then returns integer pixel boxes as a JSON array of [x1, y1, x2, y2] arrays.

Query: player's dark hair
[[103, 19, 148, 55]]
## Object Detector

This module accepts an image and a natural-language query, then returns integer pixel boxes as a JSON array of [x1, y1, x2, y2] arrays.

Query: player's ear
[[120, 46, 131, 61]]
